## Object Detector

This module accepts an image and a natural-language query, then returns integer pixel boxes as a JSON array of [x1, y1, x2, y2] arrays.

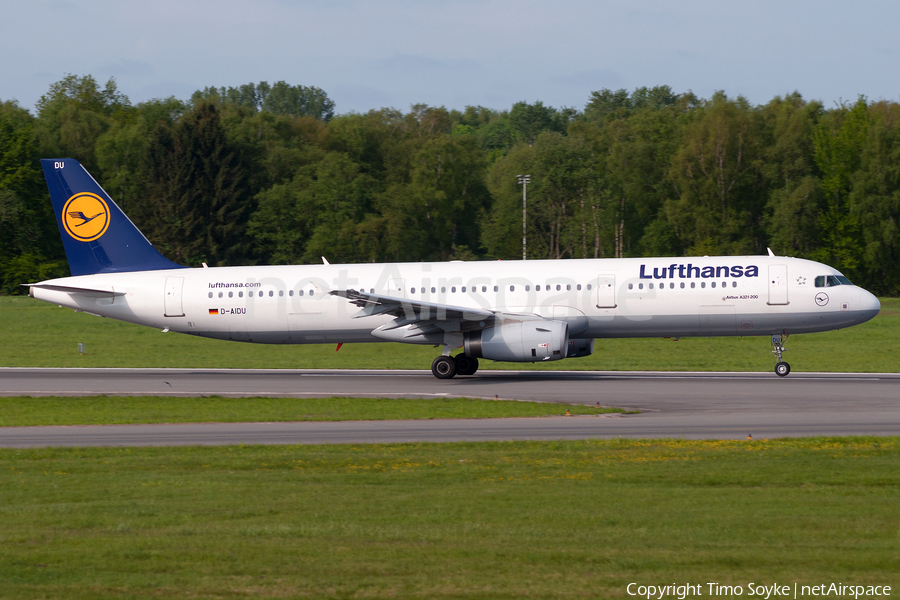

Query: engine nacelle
[[465, 320, 569, 363], [566, 338, 594, 358]]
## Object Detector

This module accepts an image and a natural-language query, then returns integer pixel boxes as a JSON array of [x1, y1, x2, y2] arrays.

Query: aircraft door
[[767, 265, 789, 305], [164, 276, 185, 317], [595, 275, 616, 308]]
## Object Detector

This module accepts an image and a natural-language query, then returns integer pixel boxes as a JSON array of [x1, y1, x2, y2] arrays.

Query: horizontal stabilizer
[[25, 283, 126, 298]]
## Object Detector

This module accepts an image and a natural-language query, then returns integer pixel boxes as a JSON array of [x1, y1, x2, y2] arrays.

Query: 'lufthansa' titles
[[639, 263, 759, 280]]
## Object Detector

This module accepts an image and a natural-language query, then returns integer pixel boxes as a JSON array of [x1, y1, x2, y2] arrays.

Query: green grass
[[1, 438, 898, 599], [1, 296, 898, 372], [0, 395, 624, 427]]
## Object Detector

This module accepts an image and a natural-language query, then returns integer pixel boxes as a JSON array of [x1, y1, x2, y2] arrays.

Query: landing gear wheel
[[454, 355, 479, 376], [771, 333, 791, 377], [432, 355, 457, 379]]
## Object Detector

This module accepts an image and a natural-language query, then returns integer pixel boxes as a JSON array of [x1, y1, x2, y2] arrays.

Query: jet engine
[[464, 320, 568, 362]]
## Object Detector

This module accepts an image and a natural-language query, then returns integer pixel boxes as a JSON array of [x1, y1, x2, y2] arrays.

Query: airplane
[[27, 159, 881, 379]]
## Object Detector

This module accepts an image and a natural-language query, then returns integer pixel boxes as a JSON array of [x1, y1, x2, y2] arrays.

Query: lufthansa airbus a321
[[28, 159, 881, 379]]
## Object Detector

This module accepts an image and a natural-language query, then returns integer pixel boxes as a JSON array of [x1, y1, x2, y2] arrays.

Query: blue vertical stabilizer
[[41, 159, 184, 275]]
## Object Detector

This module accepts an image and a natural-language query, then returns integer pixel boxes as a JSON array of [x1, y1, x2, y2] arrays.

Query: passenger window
[[587, 284, 592, 290], [815, 276, 825, 288], [680, 282, 685, 289], [577, 284, 582, 291], [431, 287, 436, 293], [493, 285, 498, 292], [462, 286, 466, 293], [208, 292, 213, 298], [510, 285, 515, 291], [279, 290, 283, 297], [218, 292, 223, 298], [732, 281, 737, 288], [228, 291, 233, 298], [370, 288, 374, 293], [309, 290, 314, 297], [482, 286, 487, 292], [711, 282, 716, 288], [649, 283, 654, 290], [239, 291, 243, 297], [566, 284, 571, 291], [289, 290, 293, 296], [628, 283, 633, 290], [691, 282, 695, 289], [441, 287, 446, 293], [701, 282, 706, 289], [525, 285, 530, 291], [451, 287, 456, 293], [639, 283, 643, 290], [556, 285, 561, 291], [536, 285, 541, 291], [411, 287, 415, 294], [299, 290, 304, 296]]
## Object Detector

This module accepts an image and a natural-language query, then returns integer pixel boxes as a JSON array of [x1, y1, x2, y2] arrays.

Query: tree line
[[1, 75, 898, 295]]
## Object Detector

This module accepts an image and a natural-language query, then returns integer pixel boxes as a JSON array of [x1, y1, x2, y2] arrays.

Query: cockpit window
[[815, 275, 853, 288]]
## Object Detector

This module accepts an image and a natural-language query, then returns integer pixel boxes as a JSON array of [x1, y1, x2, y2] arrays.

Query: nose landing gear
[[772, 333, 791, 377]]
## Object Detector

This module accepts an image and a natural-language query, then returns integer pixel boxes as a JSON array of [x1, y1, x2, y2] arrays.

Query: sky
[[2, 0, 899, 115]]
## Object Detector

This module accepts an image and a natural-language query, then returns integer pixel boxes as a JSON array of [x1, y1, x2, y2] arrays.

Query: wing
[[331, 289, 494, 323], [329, 289, 540, 344], [68, 211, 88, 220]]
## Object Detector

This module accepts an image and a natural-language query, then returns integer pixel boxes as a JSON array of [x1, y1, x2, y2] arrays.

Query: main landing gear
[[772, 333, 791, 377], [431, 354, 479, 379]]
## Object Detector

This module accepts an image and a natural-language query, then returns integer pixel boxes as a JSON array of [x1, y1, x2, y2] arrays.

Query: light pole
[[517, 174, 530, 260]]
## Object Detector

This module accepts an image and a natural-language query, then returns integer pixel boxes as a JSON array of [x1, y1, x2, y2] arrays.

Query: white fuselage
[[31, 256, 880, 346]]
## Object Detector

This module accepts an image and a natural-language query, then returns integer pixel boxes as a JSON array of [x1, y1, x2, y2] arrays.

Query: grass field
[[0, 395, 624, 427], [1, 438, 898, 599], [1, 296, 898, 372]]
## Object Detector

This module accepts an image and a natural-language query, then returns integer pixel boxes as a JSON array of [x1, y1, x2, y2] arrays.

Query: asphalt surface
[[1, 368, 898, 446]]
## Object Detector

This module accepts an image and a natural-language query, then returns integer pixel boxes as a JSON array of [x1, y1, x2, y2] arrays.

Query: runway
[[1, 368, 898, 446]]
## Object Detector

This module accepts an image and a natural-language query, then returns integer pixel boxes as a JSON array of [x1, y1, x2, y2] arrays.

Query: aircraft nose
[[854, 288, 881, 323]]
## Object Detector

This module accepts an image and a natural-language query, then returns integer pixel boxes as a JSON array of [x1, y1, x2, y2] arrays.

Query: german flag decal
[[209, 308, 219, 315]]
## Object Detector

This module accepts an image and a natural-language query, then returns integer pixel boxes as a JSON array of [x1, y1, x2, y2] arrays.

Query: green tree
[[667, 92, 765, 255], [809, 97, 869, 277], [0, 100, 65, 291], [34, 75, 132, 172], [192, 81, 335, 121], [137, 101, 250, 266], [761, 93, 825, 257], [848, 100, 900, 294]]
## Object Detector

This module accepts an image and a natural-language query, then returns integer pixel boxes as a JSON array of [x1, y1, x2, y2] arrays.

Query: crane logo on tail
[[62, 193, 109, 242]]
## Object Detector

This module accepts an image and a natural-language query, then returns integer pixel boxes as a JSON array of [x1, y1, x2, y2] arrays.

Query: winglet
[[41, 159, 184, 276], [767, 247, 776, 257]]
